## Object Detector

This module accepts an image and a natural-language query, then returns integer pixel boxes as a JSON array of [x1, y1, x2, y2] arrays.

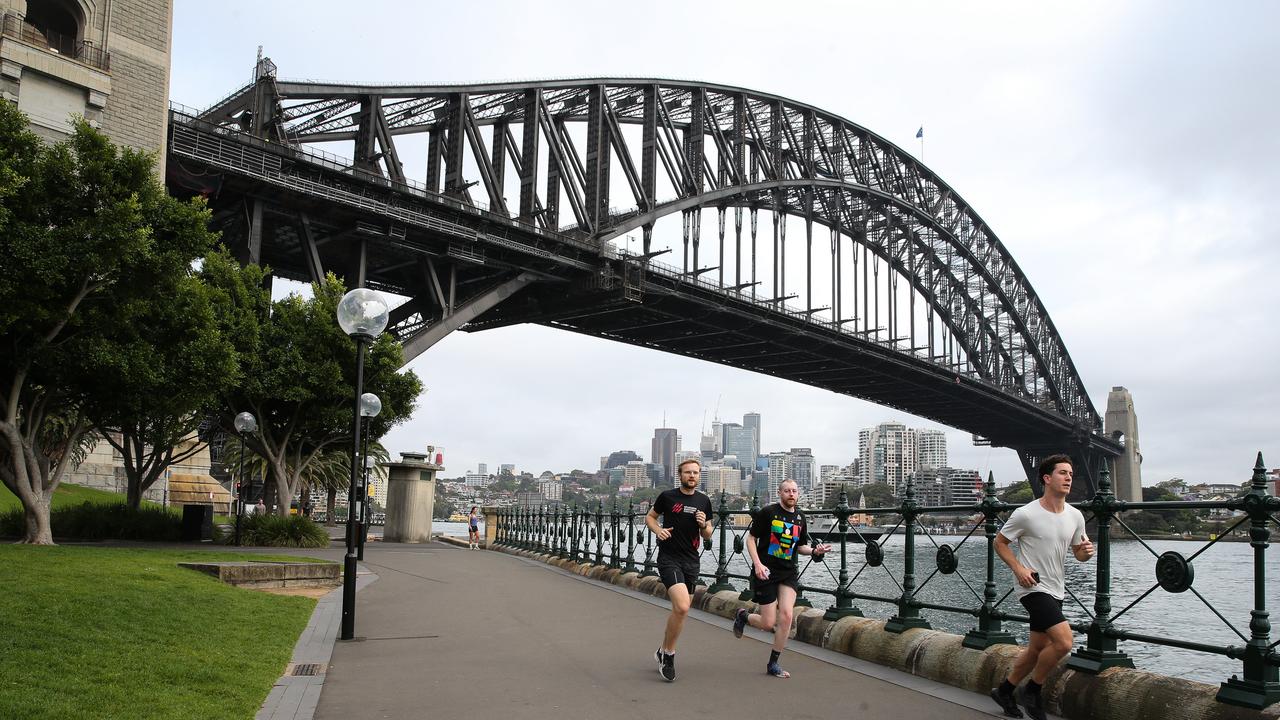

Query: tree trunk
[[326, 487, 337, 526], [126, 478, 142, 509], [22, 496, 53, 545]]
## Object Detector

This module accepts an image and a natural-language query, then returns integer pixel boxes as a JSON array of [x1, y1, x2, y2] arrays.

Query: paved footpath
[[302, 540, 1020, 720]]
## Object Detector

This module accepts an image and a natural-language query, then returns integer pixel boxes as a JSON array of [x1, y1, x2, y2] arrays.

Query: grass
[[0, 546, 323, 719], [0, 482, 126, 513]]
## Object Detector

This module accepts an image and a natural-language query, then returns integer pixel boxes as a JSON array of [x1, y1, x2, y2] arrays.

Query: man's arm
[[646, 508, 670, 541], [1072, 533, 1095, 562], [696, 509, 714, 540], [995, 533, 1037, 588], [745, 532, 768, 580]]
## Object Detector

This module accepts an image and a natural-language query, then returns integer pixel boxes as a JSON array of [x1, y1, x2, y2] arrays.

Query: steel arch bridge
[[167, 61, 1121, 493]]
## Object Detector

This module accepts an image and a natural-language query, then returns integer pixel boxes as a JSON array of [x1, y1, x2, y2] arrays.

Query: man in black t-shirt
[[731, 478, 830, 678], [645, 458, 713, 682]]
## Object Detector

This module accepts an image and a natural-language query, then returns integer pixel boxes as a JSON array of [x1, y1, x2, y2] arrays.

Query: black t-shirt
[[652, 488, 712, 565], [751, 503, 811, 575]]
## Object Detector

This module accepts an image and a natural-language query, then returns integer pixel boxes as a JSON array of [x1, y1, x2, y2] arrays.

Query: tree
[[81, 250, 237, 508], [857, 482, 896, 509], [999, 480, 1035, 505], [222, 274, 422, 515], [0, 105, 216, 543]]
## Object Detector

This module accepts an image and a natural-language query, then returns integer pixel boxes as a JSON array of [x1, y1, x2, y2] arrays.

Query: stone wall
[[490, 544, 1280, 720]]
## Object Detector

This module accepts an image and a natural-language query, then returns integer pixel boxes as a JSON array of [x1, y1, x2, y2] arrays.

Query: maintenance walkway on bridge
[[267, 539, 1023, 720]]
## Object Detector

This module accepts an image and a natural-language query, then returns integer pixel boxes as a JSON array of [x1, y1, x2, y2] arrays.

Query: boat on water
[[808, 517, 886, 543]]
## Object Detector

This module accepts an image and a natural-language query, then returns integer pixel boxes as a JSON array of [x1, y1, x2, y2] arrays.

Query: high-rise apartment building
[[651, 427, 679, 484], [623, 461, 648, 487], [858, 422, 949, 494], [703, 465, 742, 495], [766, 452, 790, 503], [477, 463, 488, 475], [788, 448, 816, 490], [916, 430, 947, 471]]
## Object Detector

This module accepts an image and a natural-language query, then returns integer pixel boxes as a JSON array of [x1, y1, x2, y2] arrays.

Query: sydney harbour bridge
[[165, 59, 1125, 496]]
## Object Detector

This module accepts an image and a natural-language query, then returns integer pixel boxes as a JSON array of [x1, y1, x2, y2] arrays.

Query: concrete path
[[309, 541, 1020, 720]]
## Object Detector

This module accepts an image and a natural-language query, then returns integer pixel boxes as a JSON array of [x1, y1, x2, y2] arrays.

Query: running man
[[989, 454, 1094, 719], [732, 478, 830, 678], [646, 458, 714, 682]]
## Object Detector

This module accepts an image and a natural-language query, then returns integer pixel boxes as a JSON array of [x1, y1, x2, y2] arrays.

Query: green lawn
[[0, 546, 322, 719], [0, 482, 126, 512]]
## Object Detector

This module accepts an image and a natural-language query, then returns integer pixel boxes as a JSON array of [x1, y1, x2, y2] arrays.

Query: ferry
[[808, 517, 886, 543]]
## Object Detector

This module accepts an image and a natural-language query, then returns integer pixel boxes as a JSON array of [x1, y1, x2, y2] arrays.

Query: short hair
[[1038, 454, 1073, 481], [677, 458, 701, 473], [779, 478, 798, 489]]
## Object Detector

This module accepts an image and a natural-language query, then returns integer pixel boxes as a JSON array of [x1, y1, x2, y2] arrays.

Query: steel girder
[[177, 74, 1111, 461]]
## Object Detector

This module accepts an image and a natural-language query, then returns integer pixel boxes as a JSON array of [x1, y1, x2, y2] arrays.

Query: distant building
[[940, 468, 983, 505], [789, 448, 815, 490], [604, 450, 642, 469], [651, 427, 679, 486], [623, 460, 648, 487], [464, 472, 488, 487], [742, 412, 762, 466], [539, 475, 563, 505], [703, 464, 742, 496], [477, 463, 488, 475], [858, 422, 949, 494], [499, 464, 515, 475], [765, 452, 790, 503]]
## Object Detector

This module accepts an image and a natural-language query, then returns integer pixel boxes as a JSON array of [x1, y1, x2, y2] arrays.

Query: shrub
[[0, 502, 182, 541], [220, 513, 330, 548]]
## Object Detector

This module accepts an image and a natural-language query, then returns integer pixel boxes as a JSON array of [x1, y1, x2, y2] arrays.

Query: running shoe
[[990, 686, 1024, 718], [733, 608, 749, 638], [766, 661, 789, 678], [1018, 687, 1047, 720], [657, 650, 675, 682]]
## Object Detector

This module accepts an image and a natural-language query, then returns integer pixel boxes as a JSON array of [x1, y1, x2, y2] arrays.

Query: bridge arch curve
[[176, 73, 1119, 489]]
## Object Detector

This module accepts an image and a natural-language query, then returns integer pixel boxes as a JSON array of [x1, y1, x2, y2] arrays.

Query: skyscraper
[[723, 424, 754, 469], [858, 421, 916, 493], [916, 430, 947, 471], [651, 427, 679, 485], [742, 412, 762, 467]]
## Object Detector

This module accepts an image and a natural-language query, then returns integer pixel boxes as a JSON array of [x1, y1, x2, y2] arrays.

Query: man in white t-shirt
[[989, 454, 1094, 720]]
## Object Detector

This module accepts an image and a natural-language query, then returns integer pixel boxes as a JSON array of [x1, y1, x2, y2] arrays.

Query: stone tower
[[1, 0, 174, 173], [1104, 386, 1143, 502]]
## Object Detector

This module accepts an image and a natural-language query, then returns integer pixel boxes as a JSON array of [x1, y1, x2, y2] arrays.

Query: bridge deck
[[308, 541, 1016, 720]]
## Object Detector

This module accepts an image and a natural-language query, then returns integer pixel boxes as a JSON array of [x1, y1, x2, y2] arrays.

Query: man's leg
[[1030, 621, 1074, 681], [662, 582, 693, 653], [1008, 630, 1051, 685]]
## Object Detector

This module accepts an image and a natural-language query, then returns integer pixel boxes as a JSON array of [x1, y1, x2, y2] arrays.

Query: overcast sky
[[169, 1, 1278, 487]]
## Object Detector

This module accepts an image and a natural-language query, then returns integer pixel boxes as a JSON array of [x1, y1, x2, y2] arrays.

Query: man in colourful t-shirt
[[732, 478, 830, 678]]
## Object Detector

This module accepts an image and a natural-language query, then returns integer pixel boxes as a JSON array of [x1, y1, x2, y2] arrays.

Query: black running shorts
[[1020, 591, 1066, 633], [658, 560, 700, 594], [750, 570, 798, 606]]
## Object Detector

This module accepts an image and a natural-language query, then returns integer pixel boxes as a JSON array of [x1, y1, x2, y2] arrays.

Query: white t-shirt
[[998, 500, 1086, 601]]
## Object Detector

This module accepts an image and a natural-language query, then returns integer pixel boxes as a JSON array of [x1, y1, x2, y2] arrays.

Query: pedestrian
[[645, 458, 714, 682], [732, 478, 830, 678], [468, 506, 481, 549], [989, 454, 1094, 720]]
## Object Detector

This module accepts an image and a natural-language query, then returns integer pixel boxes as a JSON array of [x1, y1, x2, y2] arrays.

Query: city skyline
[[169, 3, 1279, 489]]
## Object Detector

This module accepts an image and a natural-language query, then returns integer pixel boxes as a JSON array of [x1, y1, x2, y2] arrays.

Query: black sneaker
[[989, 686, 1024, 718], [733, 608, 749, 638], [1017, 687, 1046, 720], [657, 650, 675, 682]]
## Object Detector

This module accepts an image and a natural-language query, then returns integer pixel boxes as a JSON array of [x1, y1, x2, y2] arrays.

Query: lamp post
[[232, 412, 257, 547], [336, 288, 389, 641], [360, 453, 378, 558], [356, 392, 381, 560]]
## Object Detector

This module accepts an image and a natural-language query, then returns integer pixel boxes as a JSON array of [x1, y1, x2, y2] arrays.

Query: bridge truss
[[167, 60, 1121, 492]]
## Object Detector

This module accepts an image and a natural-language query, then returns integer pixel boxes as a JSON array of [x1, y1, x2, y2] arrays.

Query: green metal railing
[[493, 453, 1280, 709]]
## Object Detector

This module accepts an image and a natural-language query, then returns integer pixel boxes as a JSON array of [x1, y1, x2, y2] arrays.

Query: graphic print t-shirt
[[653, 488, 712, 565], [751, 503, 810, 576]]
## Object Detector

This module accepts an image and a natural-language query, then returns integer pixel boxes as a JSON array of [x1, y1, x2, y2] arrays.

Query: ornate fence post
[[825, 484, 862, 619], [569, 503, 579, 563], [964, 472, 1016, 648], [886, 475, 930, 632], [594, 501, 604, 565], [641, 500, 658, 577], [624, 499, 639, 573], [1216, 452, 1280, 708], [739, 491, 760, 602], [708, 490, 735, 593], [609, 499, 621, 569], [1069, 460, 1134, 671]]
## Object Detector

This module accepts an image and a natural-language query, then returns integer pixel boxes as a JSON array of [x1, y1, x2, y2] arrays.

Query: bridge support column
[[1104, 386, 1143, 503]]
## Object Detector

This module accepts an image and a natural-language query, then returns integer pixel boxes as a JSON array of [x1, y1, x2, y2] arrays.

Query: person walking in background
[[731, 478, 829, 678], [468, 506, 481, 549], [645, 458, 713, 681], [989, 454, 1094, 720]]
